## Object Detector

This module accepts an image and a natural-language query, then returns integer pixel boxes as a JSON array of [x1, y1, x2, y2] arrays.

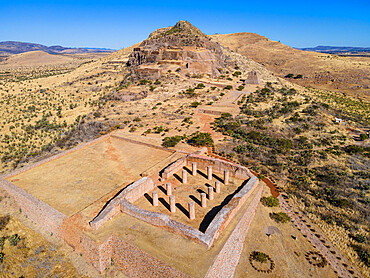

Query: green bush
[[187, 132, 214, 147], [284, 73, 294, 78], [0, 252, 4, 263], [8, 234, 20, 246], [353, 245, 370, 267], [196, 83, 205, 89], [190, 102, 201, 108], [261, 196, 279, 207], [251, 251, 269, 263], [360, 133, 369, 141], [270, 212, 291, 223], [162, 136, 182, 148], [223, 85, 233, 90], [350, 233, 367, 243], [344, 145, 364, 154], [237, 85, 245, 91]]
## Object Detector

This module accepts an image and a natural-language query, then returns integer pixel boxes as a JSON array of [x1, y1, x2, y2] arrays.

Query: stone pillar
[[169, 195, 176, 213], [201, 192, 207, 208], [215, 181, 221, 193], [188, 201, 195, 220], [192, 162, 197, 176], [166, 183, 172, 196], [182, 169, 188, 184], [224, 169, 229, 185], [208, 186, 214, 200], [207, 166, 213, 180], [152, 190, 158, 207]]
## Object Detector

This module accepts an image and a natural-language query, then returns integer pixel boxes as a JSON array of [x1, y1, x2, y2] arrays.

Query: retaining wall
[[0, 177, 66, 236], [204, 176, 259, 247], [205, 184, 264, 278], [89, 177, 154, 230]]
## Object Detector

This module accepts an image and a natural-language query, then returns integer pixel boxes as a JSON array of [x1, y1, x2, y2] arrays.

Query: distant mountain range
[[0, 41, 115, 55], [298, 45, 370, 54]]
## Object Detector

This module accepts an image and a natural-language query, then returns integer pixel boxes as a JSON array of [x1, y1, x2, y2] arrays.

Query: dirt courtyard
[[6, 136, 174, 216]]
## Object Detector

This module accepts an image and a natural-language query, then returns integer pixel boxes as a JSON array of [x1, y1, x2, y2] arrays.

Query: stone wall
[[161, 156, 187, 179], [89, 177, 155, 230], [205, 184, 263, 278], [119, 176, 259, 249], [205, 176, 259, 247], [187, 154, 253, 179], [120, 199, 212, 247], [0, 177, 66, 236], [110, 135, 175, 154]]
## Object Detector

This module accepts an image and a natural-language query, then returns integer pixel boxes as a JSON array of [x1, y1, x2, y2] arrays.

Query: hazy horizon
[[1, 0, 369, 49]]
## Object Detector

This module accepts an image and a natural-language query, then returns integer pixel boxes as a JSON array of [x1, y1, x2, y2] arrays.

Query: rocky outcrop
[[127, 21, 228, 78]]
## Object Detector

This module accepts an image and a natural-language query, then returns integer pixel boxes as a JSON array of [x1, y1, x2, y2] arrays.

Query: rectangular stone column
[[192, 162, 197, 176], [182, 169, 188, 184], [152, 190, 158, 206], [207, 166, 213, 180], [188, 201, 195, 220], [201, 192, 207, 208], [208, 186, 214, 200], [169, 195, 176, 213], [215, 181, 221, 193], [224, 169, 229, 185], [166, 182, 172, 196]]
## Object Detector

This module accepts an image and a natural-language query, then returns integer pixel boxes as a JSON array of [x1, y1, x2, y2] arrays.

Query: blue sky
[[1, 0, 369, 49]]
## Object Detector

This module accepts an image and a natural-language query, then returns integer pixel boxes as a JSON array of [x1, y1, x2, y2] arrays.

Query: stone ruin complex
[[0, 134, 263, 277], [127, 21, 227, 79], [244, 70, 261, 85]]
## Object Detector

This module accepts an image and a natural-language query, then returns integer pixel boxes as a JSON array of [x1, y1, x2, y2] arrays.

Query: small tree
[[187, 132, 214, 147], [261, 196, 279, 207]]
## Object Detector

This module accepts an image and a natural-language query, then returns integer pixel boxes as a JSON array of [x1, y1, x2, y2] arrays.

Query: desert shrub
[[270, 212, 291, 223], [360, 133, 369, 141], [344, 145, 364, 154], [187, 132, 214, 147], [223, 85, 232, 90], [0, 237, 4, 250], [285, 73, 294, 78], [294, 74, 303, 79], [237, 85, 245, 91], [350, 233, 367, 243], [251, 251, 269, 263], [139, 79, 150, 85], [8, 234, 20, 246], [0, 215, 10, 231], [162, 136, 182, 148], [0, 252, 4, 263], [133, 117, 141, 122], [190, 101, 201, 108], [352, 245, 370, 267], [261, 196, 279, 207], [93, 111, 101, 118], [196, 83, 205, 89]]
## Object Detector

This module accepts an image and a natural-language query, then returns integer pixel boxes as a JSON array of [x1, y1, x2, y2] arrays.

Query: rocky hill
[[0, 41, 114, 55], [211, 33, 370, 99]]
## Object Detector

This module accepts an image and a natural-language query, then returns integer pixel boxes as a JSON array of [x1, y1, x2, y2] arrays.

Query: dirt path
[[279, 195, 362, 278]]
